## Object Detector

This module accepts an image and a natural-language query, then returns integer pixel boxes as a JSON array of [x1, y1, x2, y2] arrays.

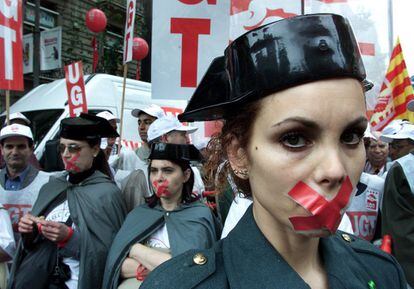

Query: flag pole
[[118, 64, 128, 155], [5, 90, 10, 125]]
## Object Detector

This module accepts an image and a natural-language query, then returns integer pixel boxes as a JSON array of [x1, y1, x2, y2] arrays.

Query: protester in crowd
[[141, 14, 406, 289], [102, 143, 220, 289], [381, 104, 414, 287], [147, 115, 205, 197], [132, 104, 165, 163], [8, 113, 126, 289], [96, 110, 121, 161], [363, 131, 388, 176], [0, 203, 15, 289], [0, 124, 50, 237], [380, 121, 414, 161], [1, 113, 41, 170], [147, 115, 197, 145]]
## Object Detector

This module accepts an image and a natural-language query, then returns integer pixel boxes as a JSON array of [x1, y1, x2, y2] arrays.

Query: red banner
[[64, 61, 87, 117], [123, 0, 136, 64], [0, 0, 24, 91]]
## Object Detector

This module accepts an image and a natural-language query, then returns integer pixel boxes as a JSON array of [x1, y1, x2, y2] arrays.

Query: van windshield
[[0, 109, 64, 148]]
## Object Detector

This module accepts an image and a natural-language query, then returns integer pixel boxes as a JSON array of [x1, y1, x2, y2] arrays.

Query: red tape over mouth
[[288, 176, 353, 234], [62, 153, 81, 173], [152, 180, 171, 197]]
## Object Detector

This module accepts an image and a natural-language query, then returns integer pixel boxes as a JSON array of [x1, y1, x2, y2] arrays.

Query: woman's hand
[[18, 213, 37, 234], [37, 220, 71, 242]]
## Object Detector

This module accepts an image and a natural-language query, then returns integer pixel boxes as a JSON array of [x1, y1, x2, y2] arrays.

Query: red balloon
[[133, 37, 149, 61], [85, 8, 107, 33]]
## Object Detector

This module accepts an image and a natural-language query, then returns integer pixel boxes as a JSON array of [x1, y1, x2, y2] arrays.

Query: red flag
[[65, 61, 88, 117], [370, 38, 414, 131], [0, 0, 24, 91]]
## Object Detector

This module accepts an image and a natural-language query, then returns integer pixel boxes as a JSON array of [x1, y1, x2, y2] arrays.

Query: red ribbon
[[288, 176, 353, 234], [62, 153, 81, 173], [92, 36, 98, 72]]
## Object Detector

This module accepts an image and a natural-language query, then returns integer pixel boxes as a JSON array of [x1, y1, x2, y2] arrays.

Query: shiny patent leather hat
[[179, 13, 369, 122], [60, 113, 119, 140], [149, 143, 203, 162]]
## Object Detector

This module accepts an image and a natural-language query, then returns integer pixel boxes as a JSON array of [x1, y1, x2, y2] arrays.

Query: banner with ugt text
[[0, 0, 23, 91], [65, 61, 88, 117]]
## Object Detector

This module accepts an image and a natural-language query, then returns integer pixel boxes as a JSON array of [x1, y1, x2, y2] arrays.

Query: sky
[[393, 0, 414, 75]]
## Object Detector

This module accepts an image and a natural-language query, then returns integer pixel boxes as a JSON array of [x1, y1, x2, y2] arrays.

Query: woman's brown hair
[[203, 100, 262, 197]]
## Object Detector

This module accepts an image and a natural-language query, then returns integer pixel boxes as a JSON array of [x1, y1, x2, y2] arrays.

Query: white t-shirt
[[145, 224, 170, 249], [46, 200, 78, 289]]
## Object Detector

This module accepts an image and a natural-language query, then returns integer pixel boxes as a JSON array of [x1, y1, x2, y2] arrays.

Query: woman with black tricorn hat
[[140, 14, 406, 289], [102, 143, 220, 289], [8, 113, 127, 289]]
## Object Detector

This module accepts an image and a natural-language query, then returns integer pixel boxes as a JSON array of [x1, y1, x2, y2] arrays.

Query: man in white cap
[[363, 130, 388, 176], [131, 104, 165, 163], [147, 115, 197, 145], [0, 124, 50, 239], [381, 115, 414, 285], [96, 111, 121, 160]]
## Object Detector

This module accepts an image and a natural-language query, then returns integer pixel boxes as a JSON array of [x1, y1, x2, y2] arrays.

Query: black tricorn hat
[[179, 13, 369, 122], [60, 113, 119, 140], [149, 143, 203, 162]]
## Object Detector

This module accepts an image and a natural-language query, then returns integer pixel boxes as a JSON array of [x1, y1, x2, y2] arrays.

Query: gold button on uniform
[[342, 233, 352, 242], [193, 253, 207, 265]]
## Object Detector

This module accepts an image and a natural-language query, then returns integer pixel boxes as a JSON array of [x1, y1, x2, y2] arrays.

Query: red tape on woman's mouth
[[62, 153, 81, 173], [288, 176, 353, 234], [152, 180, 171, 197]]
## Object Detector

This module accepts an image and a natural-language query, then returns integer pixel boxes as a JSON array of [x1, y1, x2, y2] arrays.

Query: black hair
[[146, 159, 198, 208]]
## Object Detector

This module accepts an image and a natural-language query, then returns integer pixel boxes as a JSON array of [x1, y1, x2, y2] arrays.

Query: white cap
[[380, 121, 414, 143], [131, 104, 165, 119], [96, 111, 120, 123], [0, 124, 33, 142], [147, 115, 198, 142], [4, 112, 31, 125]]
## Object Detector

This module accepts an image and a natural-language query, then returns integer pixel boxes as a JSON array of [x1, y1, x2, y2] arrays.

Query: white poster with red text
[[305, 0, 391, 112], [152, 0, 230, 100], [0, 0, 23, 91], [123, 0, 136, 64], [65, 61, 88, 117], [230, 0, 301, 41]]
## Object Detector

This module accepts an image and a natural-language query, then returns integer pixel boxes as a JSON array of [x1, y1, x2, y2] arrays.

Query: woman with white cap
[[140, 14, 406, 289]]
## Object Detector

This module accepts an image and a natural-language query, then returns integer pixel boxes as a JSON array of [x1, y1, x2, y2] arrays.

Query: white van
[[1, 74, 187, 167]]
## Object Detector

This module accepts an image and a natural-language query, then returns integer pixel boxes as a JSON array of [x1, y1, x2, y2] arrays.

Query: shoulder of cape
[[334, 231, 399, 265], [141, 242, 226, 289]]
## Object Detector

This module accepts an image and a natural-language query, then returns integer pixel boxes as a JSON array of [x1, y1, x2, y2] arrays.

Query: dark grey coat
[[141, 206, 406, 289], [8, 171, 127, 289], [102, 202, 221, 289]]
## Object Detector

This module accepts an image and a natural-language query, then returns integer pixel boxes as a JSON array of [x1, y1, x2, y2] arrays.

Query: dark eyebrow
[[343, 116, 368, 131], [272, 116, 368, 130], [272, 117, 320, 129]]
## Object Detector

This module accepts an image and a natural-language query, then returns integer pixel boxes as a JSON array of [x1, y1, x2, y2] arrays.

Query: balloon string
[[92, 35, 98, 73]]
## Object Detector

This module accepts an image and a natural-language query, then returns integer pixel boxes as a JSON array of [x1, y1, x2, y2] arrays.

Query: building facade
[[1, 0, 149, 110]]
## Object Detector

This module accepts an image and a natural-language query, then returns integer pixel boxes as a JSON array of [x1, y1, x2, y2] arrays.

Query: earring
[[233, 168, 249, 179]]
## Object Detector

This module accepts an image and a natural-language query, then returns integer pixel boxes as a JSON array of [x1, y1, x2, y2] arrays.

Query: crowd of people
[[0, 13, 413, 289]]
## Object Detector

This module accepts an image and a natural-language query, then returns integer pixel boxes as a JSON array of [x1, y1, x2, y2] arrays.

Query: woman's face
[[240, 78, 367, 237], [149, 160, 190, 201], [60, 138, 98, 173]]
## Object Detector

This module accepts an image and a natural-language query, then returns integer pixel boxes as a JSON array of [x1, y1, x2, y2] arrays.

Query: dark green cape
[[141, 206, 406, 289], [8, 171, 126, 289], [102, 202, 220, 289]]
